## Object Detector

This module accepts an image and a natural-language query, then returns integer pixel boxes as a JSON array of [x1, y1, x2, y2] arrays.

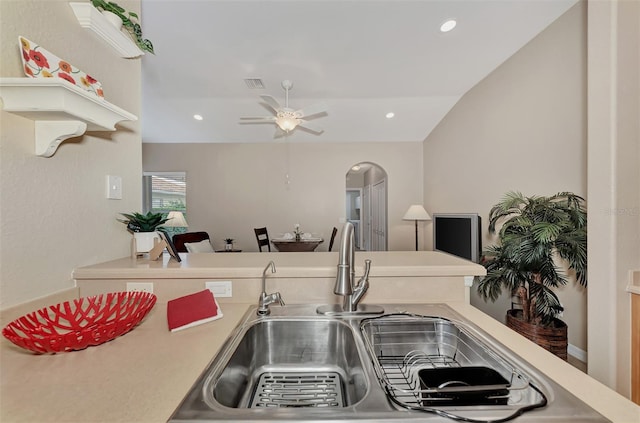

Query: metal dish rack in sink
[[360, 313, 548, 422]]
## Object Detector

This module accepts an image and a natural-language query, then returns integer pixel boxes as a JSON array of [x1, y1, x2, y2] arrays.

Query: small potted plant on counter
[[477, 191, 587, 360], [223, 238, 234, 251], [90, 0, 154, 54], [118, 211, 169, 253]]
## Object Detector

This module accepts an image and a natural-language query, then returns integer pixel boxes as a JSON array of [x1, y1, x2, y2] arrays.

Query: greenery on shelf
[[477, 191, 587, 326], [118, 211, 168, 233], [90, 0, 154, 54]]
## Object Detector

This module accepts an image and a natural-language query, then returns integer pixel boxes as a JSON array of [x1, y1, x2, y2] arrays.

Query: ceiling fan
[[240, 80, 327, 136]]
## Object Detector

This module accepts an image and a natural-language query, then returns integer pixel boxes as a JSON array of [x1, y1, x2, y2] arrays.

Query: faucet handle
[[360, 259, 371, 282], [274, 292, 285, 306]]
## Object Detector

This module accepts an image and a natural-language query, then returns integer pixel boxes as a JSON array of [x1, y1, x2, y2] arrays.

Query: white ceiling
[[141, 0, 577, 144]]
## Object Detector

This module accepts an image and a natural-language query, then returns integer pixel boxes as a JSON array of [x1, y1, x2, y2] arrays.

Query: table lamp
[[403, 205, 431, 251], [162, 211, 188, 234]]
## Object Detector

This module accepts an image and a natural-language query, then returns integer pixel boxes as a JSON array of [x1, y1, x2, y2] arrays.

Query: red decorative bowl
[[2, 291, 156, 354]]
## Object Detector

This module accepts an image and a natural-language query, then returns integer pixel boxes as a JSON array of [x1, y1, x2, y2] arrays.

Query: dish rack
[[359, 314, 547, 421]]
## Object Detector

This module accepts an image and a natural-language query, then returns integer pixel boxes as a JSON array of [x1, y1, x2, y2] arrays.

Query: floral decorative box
[[19, 36, 104, 99]]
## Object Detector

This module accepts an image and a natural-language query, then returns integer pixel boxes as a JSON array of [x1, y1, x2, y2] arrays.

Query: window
[[143, 172, 186, 215]]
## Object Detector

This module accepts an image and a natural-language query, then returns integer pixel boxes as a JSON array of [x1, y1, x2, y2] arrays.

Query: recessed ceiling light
[[440, 19, 457, 33], [193, 114, 203, 121], [385, 112, 395, 119]]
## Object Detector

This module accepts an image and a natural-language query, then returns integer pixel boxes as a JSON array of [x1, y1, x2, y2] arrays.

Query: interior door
[[362, 184, 371, 250], [371, 180, 387, 251]]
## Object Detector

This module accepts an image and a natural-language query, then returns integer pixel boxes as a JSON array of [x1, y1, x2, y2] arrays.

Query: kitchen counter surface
[[1, 298, 639, 423], [73, 251, 487, 280]]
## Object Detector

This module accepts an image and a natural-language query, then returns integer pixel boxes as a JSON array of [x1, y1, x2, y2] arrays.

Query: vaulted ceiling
[[141, 0, 577, 144]]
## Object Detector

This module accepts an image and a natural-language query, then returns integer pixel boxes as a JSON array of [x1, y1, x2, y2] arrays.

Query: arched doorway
[[346, 162, 388, 251]]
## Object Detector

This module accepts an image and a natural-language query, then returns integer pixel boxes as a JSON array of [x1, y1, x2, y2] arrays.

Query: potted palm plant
[[118, 211, 169, 252], [477, 191, 587, 360]]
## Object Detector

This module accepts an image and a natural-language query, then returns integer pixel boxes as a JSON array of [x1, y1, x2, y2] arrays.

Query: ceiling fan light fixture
[[276, 110, 300, 131], [276, 117, 299, 132], [240, 79, 326, 136]]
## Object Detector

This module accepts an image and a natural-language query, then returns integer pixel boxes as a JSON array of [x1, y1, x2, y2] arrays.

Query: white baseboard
[[568, 343, 588, 363]]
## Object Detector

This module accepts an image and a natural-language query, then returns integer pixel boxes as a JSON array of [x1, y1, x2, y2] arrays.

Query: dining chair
[[173, 231, 211, 253], [328, 227, 338, 252], [254, 227, 271, 252]]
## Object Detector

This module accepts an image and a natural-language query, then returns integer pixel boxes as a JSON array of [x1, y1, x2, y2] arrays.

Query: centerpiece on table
[[293, 224, 302, 241], [223, 238, 234, 251]]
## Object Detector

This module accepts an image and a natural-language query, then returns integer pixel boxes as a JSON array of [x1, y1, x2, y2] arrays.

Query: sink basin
[[212, 319, 368, 408], [169, 304, 611, 422]]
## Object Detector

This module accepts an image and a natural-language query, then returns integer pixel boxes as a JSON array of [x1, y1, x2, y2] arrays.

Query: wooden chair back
[[254, 227, 271, 252], [172, 231, 210, 253], [328, 227, 338, 252]]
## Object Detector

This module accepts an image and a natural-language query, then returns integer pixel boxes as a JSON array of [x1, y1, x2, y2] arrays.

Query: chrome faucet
[[334, 222, 372, 312], [257, 260, 284, 316]]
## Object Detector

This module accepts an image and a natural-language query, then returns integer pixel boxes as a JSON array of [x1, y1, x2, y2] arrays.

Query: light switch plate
[[206, 281, 232, 297], [106, 175, 122, 199]]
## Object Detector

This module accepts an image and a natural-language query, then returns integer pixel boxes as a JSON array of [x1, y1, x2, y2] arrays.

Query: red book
[[167, 289, 223, 332]]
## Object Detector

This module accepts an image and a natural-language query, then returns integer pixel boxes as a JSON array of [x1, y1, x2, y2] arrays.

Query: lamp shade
[[402, 205, 431, 221], [162, 211, 188, 228]]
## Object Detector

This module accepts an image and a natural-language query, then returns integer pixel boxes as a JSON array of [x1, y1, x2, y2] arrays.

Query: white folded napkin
[[301, 232, 312, 239], [283, 232, 294, 239]]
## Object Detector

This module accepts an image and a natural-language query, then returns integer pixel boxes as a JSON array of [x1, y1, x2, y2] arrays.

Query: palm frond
[[530, 283, 563, 325]]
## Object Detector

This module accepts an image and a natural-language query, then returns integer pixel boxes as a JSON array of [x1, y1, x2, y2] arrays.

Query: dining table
[[271, 237, 324, 252]]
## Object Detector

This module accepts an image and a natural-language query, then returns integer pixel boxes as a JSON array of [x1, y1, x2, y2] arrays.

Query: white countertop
[[1, 299, 638, 423], [2, 255, 638, 422], [73, 251, 487, 280]]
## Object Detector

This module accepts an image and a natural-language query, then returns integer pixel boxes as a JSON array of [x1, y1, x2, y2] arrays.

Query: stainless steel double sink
[[169, 303, 610, 422]]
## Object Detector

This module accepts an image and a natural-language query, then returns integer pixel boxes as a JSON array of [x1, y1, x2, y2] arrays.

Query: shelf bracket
[[35, 121, 88, 157], [0, 78, 137, 158]]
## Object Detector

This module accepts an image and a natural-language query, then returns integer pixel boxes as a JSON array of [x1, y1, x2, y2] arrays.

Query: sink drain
[[250, 372, 345, 408]]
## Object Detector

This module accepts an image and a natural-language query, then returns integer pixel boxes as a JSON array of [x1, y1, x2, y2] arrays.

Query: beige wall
[[143, 141, 423, 252], [422, 2, 588, 353], [0, 0, 142, 309], [587, 0, 639, 398]]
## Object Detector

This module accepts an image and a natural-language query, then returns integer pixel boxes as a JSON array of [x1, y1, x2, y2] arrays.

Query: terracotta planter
[[506, 309, 568, 360]]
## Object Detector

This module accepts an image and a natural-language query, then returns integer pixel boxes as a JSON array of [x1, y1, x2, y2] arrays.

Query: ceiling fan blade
[[239, 117, 276, 123], [295, 102, 328, 118], [260, 95, 282, 112], [297, 120, 324, 134]]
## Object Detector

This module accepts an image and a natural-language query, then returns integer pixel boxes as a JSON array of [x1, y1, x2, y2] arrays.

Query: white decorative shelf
[[0, 78, 137, 157], [69, 2, 144, 59]]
